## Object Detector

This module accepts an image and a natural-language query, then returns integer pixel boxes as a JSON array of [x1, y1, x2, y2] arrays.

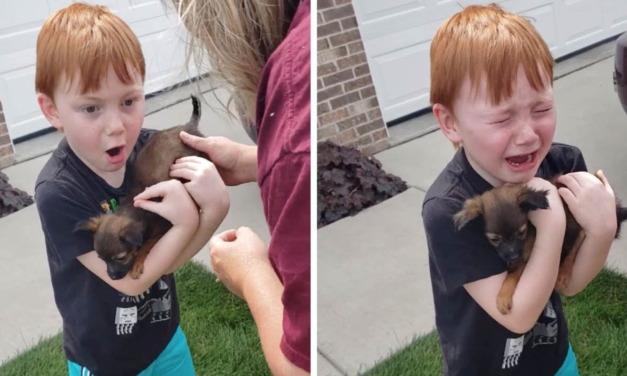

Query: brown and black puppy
[[77, 95, 207, 280], [454, 172, 627, 315]]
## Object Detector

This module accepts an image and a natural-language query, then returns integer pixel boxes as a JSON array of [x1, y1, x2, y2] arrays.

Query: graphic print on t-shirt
[[99, 197, 119, 214], [115, 278, 172, 336], [501, 300, 559, 369]]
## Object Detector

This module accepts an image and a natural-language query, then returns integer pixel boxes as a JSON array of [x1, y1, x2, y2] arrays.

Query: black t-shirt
[[34, 129, 180, 376], [422, 143, 587, 376]]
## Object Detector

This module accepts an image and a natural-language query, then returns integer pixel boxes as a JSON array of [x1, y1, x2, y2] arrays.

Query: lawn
[[363, 267, 627, 376], [0, 262, 270, 376]]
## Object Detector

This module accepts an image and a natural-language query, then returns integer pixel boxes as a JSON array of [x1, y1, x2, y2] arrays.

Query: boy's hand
[[169, 156, 230, 219], [180, 132, 258, 186], [525, 177, 564, 228], [133, 180, 199, 228], [209, 227, 270, 300], [557, 170, 617, 238]]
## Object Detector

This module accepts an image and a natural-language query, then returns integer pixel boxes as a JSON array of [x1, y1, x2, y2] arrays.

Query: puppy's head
[[453, 185, 549, 263], [76, 214, 145, 280]]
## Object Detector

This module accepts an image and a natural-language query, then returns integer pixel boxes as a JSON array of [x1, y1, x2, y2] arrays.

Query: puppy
[[454, 172, 627, 315], [77, 95, 206, 280]]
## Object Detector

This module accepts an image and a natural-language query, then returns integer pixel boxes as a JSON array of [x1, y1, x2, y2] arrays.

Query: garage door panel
[[517, 4, 558, 51], [605, 0, 627, 30], [357, 0, 422, 24], [0, 66, 48, 139]]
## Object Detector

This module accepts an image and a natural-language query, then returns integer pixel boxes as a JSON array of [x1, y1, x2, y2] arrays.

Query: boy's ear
[[518, 188, 550, 212], [453, 197, 484, 230], [433, 103, 462, 145], [37, 93, 63, 131]]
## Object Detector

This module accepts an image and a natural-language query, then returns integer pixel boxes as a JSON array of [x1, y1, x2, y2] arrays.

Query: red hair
[[35, 3, 145, 99]]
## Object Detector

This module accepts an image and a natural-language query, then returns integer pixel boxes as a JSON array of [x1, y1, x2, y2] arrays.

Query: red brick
[[353, 134, 374, 148], [0, 122, 7, 136], [323, 4, 355, 22], [345, 76, 373, 93], [372, 129, 388, 142], [0, 144, 13, 158], [0, 134, 10, 146], [318, 124, 338, 139], [337, 52, 367, 69], [330, 91, 361, 110], [337, 113, 368, 131], [361, 140, 390, 155], [318, 102, 331, 115], [348, 41, 365, 54], [318, 0, 334, 9], [319, 108, 350, 126], [318, 22, 341, 38], [318, 62, 337, 76], [367, 108, 382, 120], [329, 30, 361, 47], [318, 84, 344, 102], [318, 38, 330, 51], [323, 68, 354, 87], [360, 85, 376, 99], [354, 63, 370, 77], [357, 118, 385, 136], [341, 16, 358, 30], [334, 128, 358, 145], [318, 46, 348, 64]]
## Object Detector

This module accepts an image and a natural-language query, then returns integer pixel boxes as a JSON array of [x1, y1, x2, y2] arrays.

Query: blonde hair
[[430, 3, 554, 148], [35, 3, 145, 99], [168, 0, 296, 124]]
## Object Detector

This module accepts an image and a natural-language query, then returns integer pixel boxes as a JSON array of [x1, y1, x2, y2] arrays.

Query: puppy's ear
[[453, 197, 484, 230], [74, 216, 102, 233], [120, 225, 144, 247], [518, 188, 550, 212]]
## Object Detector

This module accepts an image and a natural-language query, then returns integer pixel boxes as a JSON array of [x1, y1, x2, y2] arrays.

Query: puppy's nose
[[108, 271, 126, 280]]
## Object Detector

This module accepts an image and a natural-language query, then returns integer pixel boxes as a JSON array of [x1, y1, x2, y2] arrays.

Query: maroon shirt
[[255, 0, 311, 372]]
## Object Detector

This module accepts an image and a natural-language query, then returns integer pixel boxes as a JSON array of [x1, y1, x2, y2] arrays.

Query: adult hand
[[180, 132, 258, 186], [209, 227, 271, 299]]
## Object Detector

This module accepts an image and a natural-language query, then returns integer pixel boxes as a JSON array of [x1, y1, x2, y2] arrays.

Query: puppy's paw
[[497, 294, 513, 315], [129, 263, 144, 280]]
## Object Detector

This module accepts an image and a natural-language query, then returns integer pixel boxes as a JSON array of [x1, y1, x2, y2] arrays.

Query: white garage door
[[0, 0, 200, 140], [352, 0, 627, 124]]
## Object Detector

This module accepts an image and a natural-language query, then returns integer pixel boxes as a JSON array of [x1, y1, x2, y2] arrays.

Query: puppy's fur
[[454, 172, 627, 315], [77, 95, 206, 280]]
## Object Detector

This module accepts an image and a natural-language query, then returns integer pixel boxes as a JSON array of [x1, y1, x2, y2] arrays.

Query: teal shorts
[[555, 343, 579, 376], [67, 326, 195, 376]]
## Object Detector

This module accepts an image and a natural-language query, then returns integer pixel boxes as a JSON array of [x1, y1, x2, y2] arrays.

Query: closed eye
[[116, 253, 128, 260], [486, 233, 502, 244], [517, 225, 528, 238]]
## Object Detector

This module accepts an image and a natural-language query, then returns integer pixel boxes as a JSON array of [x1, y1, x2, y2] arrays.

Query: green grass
[[363, 267, 627, 376], [0, 262, 270, 376]]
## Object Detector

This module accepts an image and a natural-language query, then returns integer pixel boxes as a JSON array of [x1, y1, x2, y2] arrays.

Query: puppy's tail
[[188, 95, 201, 128], [615, 202, 627, 238]]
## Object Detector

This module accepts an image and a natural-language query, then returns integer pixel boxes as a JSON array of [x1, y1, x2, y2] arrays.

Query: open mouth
[[505, 151, 537, 170], [105, 146, 125, 164]]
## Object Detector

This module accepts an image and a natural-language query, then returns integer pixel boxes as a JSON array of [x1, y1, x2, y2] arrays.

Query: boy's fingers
[[218, 229, 238, 241], [556, 174, 582, 196], [171, 161, 200, 171], [558, 187, 576, 207], [133, 181, 171, 201], [170, 168, 195, 181], [133, 199, 160, 215], [597, 170, 615, 196]]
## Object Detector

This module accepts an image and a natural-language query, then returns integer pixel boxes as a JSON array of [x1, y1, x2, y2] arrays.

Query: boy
[[34, 3, 229, 375], [423, 4, 618, 375]]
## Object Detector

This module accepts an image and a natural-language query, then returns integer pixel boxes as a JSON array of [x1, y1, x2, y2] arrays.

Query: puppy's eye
[[116, 253, 128, 260], [487, 234, 502, 244], [517, 226, 527, 238]]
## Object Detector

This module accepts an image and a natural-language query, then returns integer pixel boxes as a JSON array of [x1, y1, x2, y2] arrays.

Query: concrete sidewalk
[[0, 89, 270, 364], [318, 56, 627, 375]]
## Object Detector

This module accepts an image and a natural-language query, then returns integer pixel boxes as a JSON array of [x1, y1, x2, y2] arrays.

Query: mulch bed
[[0, 171, 34, 219]]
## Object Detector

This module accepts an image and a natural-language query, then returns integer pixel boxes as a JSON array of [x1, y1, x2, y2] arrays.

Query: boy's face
[[39, 65, 145, 181], [442, 65, 556, 187]]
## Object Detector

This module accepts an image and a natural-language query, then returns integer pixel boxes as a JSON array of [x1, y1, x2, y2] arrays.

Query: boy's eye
[[535, 108, 552, 113], [490, 118, 510, 124], [85, 106, 97, 113], [123, 99, 135, 106]]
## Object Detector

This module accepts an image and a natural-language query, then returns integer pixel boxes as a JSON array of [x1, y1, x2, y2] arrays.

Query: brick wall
[[317, 0, 389, 155], [0, 101, 16, 170]]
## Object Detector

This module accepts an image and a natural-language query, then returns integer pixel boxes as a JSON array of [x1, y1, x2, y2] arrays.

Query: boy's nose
[[513, 121, 538, 146], [105, 115, 125, 136]]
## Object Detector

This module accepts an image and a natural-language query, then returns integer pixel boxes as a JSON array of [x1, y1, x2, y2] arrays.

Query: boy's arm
[[558, 233, 613, 296], [164, 211, 222, 274], [77, 223, 197, 296]]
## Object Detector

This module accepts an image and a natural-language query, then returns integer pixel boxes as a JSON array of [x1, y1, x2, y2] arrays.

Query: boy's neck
[[463, 148, 504, 188], [72, 149, 126, 189]]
